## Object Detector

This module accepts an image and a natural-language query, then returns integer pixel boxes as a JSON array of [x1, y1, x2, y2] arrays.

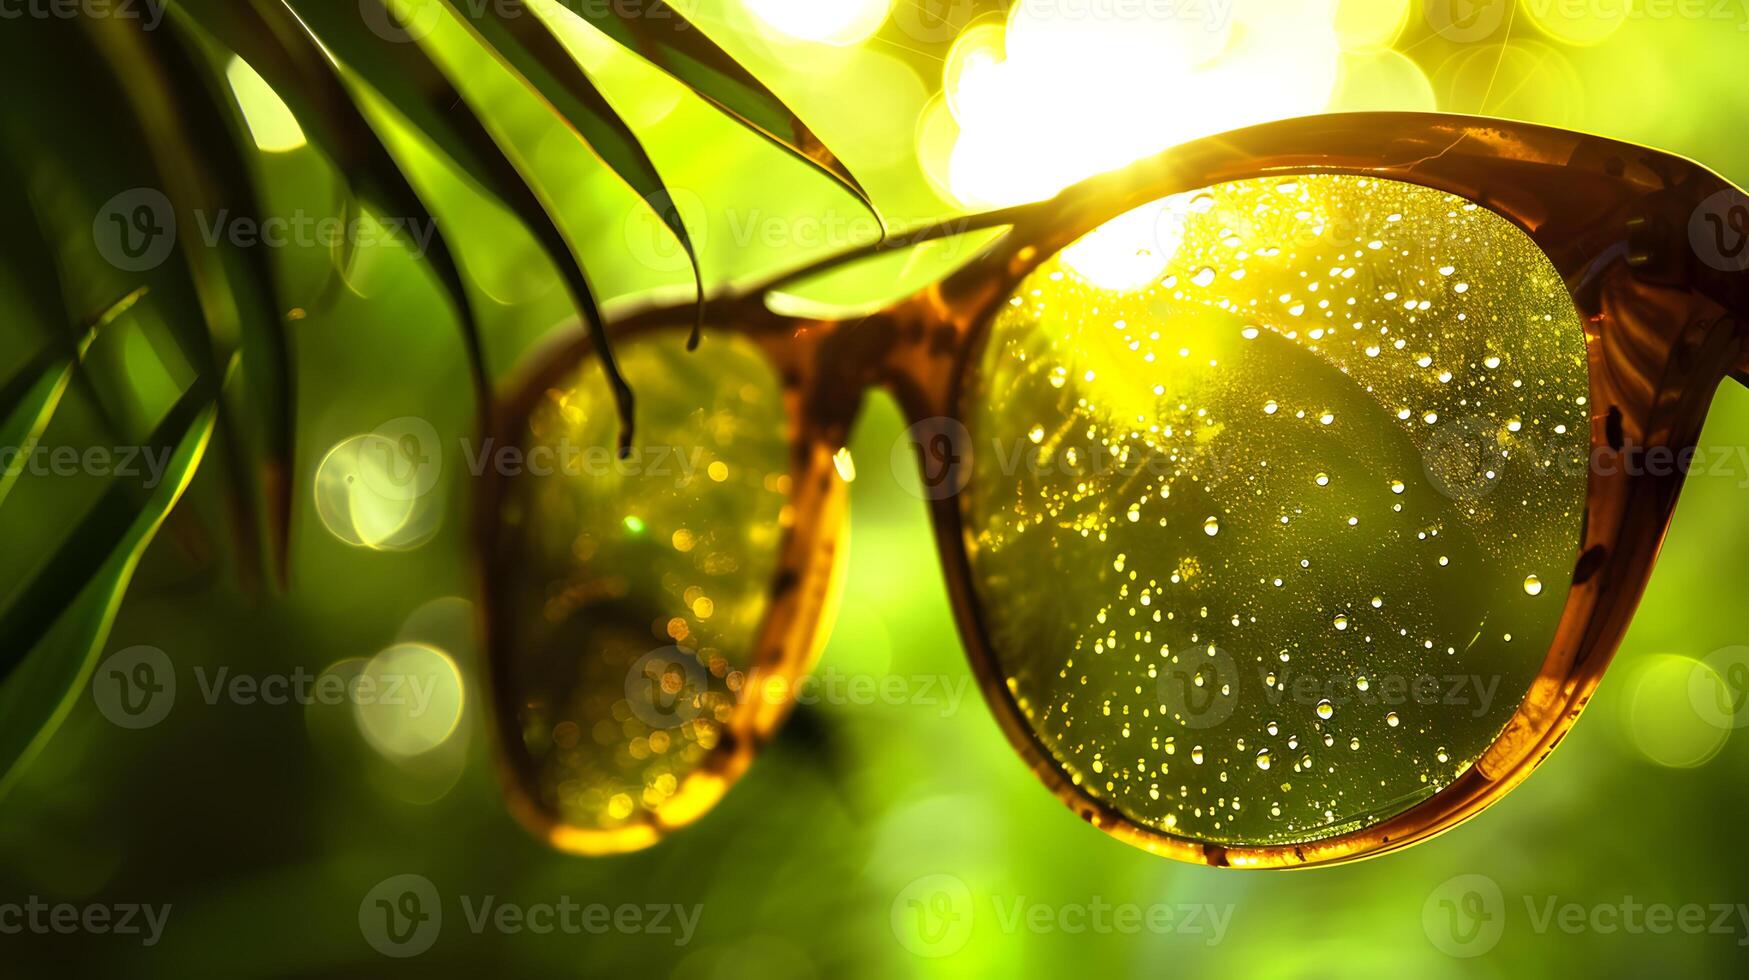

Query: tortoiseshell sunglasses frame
[[477, 112, 1749, 867]]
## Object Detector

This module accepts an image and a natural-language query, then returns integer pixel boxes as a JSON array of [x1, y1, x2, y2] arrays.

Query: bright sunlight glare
[[743, 0, 894, 46], [937, 0, 1345, 208]]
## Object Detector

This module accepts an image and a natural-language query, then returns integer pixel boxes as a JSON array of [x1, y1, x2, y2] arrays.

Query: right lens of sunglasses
[[960, 174, 1590, 853], [485, 328, 796, 853]]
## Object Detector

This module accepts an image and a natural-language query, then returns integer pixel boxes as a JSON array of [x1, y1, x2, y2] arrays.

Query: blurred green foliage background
[[5, 0, 1749, 975]]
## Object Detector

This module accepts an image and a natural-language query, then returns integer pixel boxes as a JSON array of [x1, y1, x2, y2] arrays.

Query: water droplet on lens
[[1316, 700, 1334, 720], [1203, 516, 1220, 536], [1523, 574, 1543, 596]]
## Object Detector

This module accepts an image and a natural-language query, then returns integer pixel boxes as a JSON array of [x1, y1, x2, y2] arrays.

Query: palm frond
[[0, 0, 869, 795]]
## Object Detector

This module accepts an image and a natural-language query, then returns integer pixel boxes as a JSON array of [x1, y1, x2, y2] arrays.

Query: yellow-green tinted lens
[[491, 329, 793, 846], [962, 174, 1588, 847]]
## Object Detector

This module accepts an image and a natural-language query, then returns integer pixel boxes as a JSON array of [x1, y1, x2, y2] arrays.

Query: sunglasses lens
[[961, 174, 1589, 849], [486, 329, 793, 851]]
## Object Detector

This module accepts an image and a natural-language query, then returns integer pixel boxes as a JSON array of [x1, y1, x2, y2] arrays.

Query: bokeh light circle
[[353, 642, 466, 759], [314, 434, 442, 552], [1330, 49, 1437, 113], [1625, 654, 1729, 768]]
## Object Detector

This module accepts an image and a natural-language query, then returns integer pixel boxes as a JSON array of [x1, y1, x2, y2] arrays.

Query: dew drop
[[1203, 516, 1220, 537], [1316, 700, 1334, 720], [1523, 574, 1543, 596]]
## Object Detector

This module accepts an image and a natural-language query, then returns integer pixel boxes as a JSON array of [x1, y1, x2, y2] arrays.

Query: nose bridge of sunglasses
[[793, 290, 991, 444]]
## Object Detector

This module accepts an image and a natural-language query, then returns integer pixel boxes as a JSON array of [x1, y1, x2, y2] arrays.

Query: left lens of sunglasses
[[485, 328, 795, 853]]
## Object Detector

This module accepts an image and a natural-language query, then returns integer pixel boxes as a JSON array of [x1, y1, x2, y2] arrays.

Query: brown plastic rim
[[476, 321, 853, 855], [478, 112, 1749, 865]]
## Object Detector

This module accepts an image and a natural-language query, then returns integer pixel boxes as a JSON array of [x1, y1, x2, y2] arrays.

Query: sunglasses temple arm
[[754, 206, 1040, 298]]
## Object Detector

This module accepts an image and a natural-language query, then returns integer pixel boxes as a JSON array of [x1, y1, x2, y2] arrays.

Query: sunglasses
[[475, 111, 1749, 869]]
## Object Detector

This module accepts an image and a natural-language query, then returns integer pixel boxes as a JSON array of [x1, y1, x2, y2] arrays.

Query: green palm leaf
[[0, 0, 870, 798]]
